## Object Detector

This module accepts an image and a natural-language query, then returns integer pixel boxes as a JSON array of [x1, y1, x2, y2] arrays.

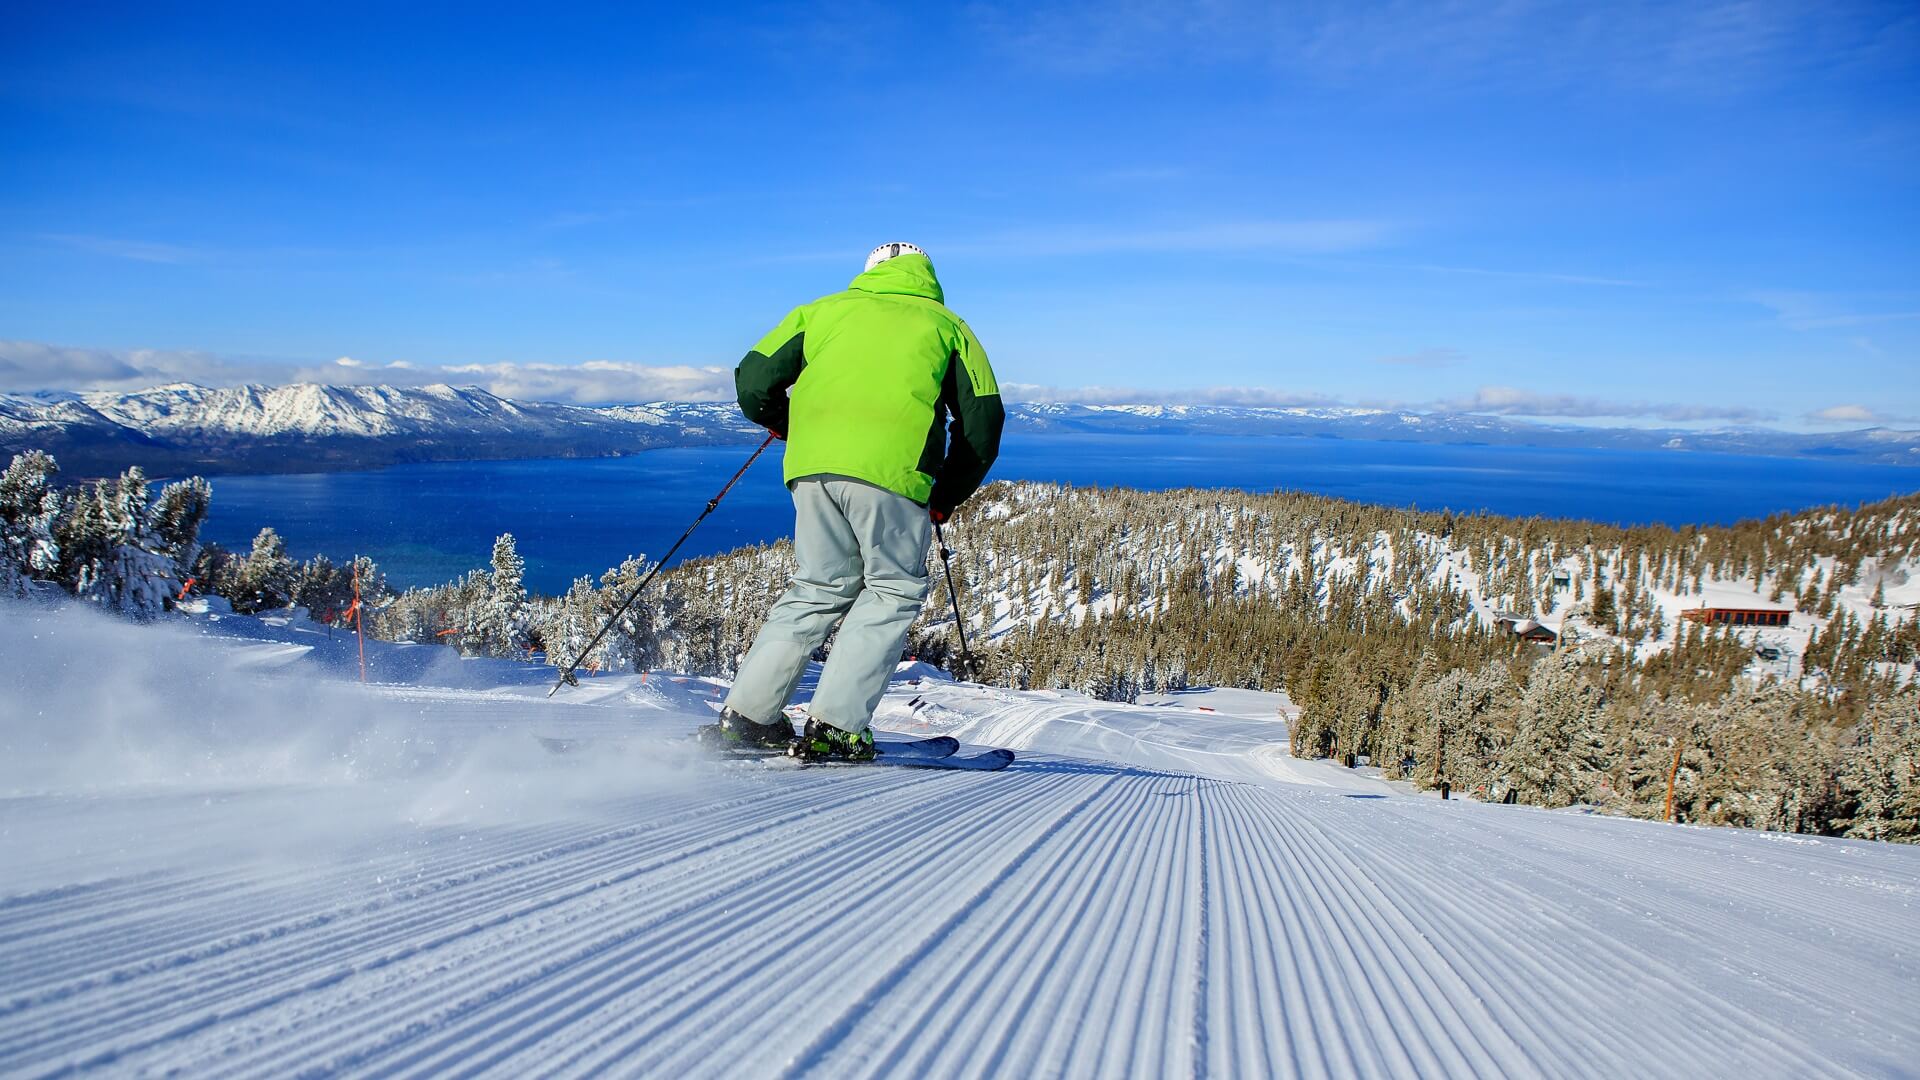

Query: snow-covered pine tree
[[230, 528, 298, 613], [47, 467, 182, 618], [97, 467, 182, 617], [0, 450, 63, 593], [539, 575, 603, 672], [149, 476, 213, 575], [1499, 650, 1607, 807], [294, 555, 354, 621], [1838, 696, 1919, 842], [471, 533, 531, 658]]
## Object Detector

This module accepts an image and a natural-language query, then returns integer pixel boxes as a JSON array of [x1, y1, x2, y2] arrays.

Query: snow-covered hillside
[[4, 602, 1916, 1076], [925, 483, 1920, 689]]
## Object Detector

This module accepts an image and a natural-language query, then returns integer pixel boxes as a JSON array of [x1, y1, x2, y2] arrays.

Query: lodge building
[[1679, 607, 1792, 628]]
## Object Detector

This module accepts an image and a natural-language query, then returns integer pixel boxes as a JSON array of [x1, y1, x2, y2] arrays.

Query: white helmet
[[864, 241, 927, 271]]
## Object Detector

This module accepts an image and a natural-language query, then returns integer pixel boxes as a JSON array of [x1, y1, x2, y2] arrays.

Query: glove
[[929, 507, 949, 524]]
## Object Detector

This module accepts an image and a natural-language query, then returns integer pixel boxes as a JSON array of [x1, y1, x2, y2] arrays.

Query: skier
[[698, 241, 1003, 760]]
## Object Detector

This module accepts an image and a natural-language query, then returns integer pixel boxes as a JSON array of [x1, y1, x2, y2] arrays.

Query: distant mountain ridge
[[1010, 402, 1920, 463], [2, 382, 1916, 476], [0, 382, 756, 475]]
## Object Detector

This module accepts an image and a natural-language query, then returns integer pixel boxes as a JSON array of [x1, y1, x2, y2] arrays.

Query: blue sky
[[1, 2, 1915, 429]]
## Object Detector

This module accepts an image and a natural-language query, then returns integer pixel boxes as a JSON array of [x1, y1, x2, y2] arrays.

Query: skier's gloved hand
[[929, 507, 949, 524]]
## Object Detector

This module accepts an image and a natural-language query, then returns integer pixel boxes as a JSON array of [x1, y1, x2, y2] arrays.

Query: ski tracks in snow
[[5, 743, 1919, 1077]]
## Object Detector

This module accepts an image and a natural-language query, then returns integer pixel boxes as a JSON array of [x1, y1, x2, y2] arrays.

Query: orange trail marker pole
[[351, 561, 367, 684]]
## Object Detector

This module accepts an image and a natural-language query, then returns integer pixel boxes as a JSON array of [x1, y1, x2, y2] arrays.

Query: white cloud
[[1004, 383, 1340, 408], [0, 339, 733, 405], [0, 339, 268, 391], [1809, 404, 1877, 423], [1011, 379, 1784, 425], [0, 340, 1827, 428], [1440, 385, 1777, 424], [1804, 403, 1914, 426], [438, 361, 733, 404]]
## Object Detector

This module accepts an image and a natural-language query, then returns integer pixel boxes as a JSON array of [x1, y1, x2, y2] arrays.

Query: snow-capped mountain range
[[3, 381, 1916, 476], [0, 382, 756, 475]]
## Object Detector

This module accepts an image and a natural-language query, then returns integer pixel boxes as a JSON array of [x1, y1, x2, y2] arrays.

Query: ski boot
[[789, 718, 877, 763], [694, 708, 794, 752]]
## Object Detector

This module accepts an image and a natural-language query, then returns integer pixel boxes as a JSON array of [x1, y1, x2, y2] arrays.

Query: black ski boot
[[695, 708, 794, 752], [789, 718, 877, 763]]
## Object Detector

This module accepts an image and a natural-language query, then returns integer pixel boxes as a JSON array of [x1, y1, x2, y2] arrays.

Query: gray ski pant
[[723, 475, 931, 734]]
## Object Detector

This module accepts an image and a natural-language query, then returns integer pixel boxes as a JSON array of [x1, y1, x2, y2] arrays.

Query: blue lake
[[201, 433, 1920, 594]]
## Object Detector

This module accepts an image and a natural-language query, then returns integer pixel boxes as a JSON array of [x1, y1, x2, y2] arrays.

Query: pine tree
[[149, 476, 213, 572], [1838, 697, 1919, 842], [470, 532, 531, 657], [60, 467, 183, 618], [1500, 651, 1607, 807], [0, 450, 63, 590], [230, 528, 298, 613]]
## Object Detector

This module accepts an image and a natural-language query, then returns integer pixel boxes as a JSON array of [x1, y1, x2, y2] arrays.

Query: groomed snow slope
[[3, 605, 1917, 1078]]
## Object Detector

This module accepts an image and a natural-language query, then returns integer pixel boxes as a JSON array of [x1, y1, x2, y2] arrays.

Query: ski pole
[[932, 518, 978, 682], [548, 432, 776, 696]]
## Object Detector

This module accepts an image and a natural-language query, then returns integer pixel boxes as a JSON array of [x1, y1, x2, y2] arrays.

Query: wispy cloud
[[971, 1, 1917, 97], [1749, 289, 1920, 330], [0, 340, 733, 405], [1004, 383, 1340, 408], [1388, 261, 1643, 287], [0, 340, 256, 389], [1805, 403, 1913, 426], [950, 219, 1398, 257], [44, 234, 204, 264], [1438, 385, 1778, 424], [1013, 379, 1782, 424], [0, 340, 1826, 428], [1376, 347, 1466, 369], [438, 361, 732, 404]]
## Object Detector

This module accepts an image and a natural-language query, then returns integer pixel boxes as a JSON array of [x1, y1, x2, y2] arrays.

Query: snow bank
[[0, 601, 698, 824]]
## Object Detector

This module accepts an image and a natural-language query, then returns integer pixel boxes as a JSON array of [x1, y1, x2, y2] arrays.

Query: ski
[[724, 734, 962, 761], [534, 733, 963, 759], [794, 747, 1015, 772]]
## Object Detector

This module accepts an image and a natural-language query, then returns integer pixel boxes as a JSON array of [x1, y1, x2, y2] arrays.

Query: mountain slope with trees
[[4, 446, 1914, 842]]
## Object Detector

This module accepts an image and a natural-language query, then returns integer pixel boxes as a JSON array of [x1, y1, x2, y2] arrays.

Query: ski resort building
[[1493, 613, 1559, 645], [1680, 606, 1792, 628]]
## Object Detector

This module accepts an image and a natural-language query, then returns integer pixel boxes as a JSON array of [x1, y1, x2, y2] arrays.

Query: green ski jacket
[[735, 253, 1003, 514]]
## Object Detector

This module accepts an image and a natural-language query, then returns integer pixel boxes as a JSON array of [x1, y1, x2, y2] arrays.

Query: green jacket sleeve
[[929, 320, 1003, 515], [736, 306, 808, 435]]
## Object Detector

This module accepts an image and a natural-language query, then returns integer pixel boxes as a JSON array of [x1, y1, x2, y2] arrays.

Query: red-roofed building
[[1680, 607, 1791, 628]]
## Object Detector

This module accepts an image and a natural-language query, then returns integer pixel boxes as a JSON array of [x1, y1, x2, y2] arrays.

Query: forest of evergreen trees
[[3, 449, 1914, 843]]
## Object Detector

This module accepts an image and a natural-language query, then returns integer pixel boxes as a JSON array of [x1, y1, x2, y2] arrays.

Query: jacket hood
[[848, 252, 944, 304]]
